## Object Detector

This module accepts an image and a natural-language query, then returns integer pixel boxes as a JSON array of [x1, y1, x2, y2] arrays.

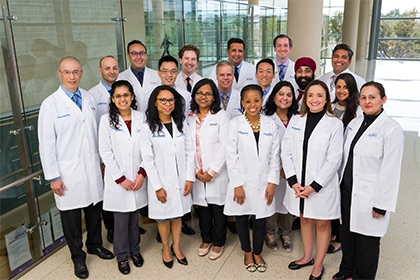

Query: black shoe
[[74, 261, 89, 279], [118, 260, 130, 275], [131, 254, 144, 267], [183, 212, 192, 221], [181, 223, 195, 235], [156, 232, 162, 243], [288, 259, 314, 270], [292, 217, 301, 230], [163, 258, 173, 269], [138, 226, 146, 235], [87, 246, 114, 260], [332, 272, 350, 280], [227, 221, 237, 234], [309, 266, 324, 280], [107, 229, 114, 244], [170, 245, 188, 265]]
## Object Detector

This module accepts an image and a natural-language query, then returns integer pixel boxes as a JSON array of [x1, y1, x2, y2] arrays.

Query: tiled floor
[[18, 131, 420, 280]]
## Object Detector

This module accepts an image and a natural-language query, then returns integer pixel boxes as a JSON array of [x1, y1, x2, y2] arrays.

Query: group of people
[[38, 35, 404, 280]]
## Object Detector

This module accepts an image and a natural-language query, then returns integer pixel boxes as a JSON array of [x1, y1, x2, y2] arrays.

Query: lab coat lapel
[[58, 87, 83, 120]]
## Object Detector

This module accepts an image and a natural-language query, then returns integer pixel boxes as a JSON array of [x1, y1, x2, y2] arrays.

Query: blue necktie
[[136, 71, 144, 86], [71, 94, 82, 110], [279, 64, 286, 81], [234, 66, 239, 83]]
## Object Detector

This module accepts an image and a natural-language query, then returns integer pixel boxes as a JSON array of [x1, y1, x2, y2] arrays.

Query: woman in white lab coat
[[224, 84, 280, 273], [262, 80, 299, 253], [140, 85, 195, 269], [281, 80, 343, 280], [98, 80, 147, 274], [332, 82, 404, 280], [329, 73, 361, 254], [187, 79, 230, 260]]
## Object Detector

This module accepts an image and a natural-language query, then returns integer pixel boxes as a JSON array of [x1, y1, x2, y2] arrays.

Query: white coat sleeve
[[280, 117, 298, 181], [139, 125, 163, 191], [225, 118, 245, 189], [313, 119, 343, 187], [38, 102, 60, 180], [267, 122, 280, 185], [373, 124, 404, 212], [208, 112, 229, 173], [98, 115, 124, 181], [184, 124, 196, 182]]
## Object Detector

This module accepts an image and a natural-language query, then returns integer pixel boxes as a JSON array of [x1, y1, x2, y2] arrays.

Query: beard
[[295, 75, 314, 90]]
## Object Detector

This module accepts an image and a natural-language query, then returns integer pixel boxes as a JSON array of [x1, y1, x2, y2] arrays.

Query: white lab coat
[[140, 120, 195, 220], [224, 88, 242, 119], [140, 87, 191, 118], [224, 114, 280, 219], [268, 114, 288, 214], [89, 81, 110, 122], [98, 110, 148, 212], [271, 59, 298, 90], [281, 113, 343, 219], [118, 67, 160, 112], [38, 87, 103, 211], [209, 61, 257, 91], [186, 110, 230, 206], [341, 111, 404, 237], [175, 72, 203, 92]]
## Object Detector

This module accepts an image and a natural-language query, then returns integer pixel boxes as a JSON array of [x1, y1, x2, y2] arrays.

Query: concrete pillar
[[121, 0, 146, 64], [287, 0, 323, 76], [355, 0, 373, 79], [342, 0, 361, 72]]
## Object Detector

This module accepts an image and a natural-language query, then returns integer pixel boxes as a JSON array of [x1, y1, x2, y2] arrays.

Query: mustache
[[295, 76, 314, 89]]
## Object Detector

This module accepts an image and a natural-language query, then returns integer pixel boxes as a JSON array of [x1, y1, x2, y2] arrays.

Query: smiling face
[[99, 57, 119, 86], [274, 85, 293, 110], [216, 64, 234, 93], [195, 83, 214, 112], [332, 49, 351, 75], [295, 66, 314, 90], [155, 89, 175, 120], [256, 62, 275, 89], [112, 85, 133, 113], [335, 78, 350, 104], [179, 50, 198, 76], [241, 89, 263, 118], [359, 85, 386, 115], [226, 42, 244, 66], [306, 84, 327, 113], [58, 58, 83, 93], [158, 61, 178, 87], [127, 43, 147, 71], [274, 37, 292, 62]]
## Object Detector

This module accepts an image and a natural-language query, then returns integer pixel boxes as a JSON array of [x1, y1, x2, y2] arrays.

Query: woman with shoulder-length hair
[[262, 80, 299, 253], [224, 84, 280, 273], [187, 78, 230, 260], [281, 80, 343, 280], [140, 85, 195, 269], [332, 81, 404, 280], [98, 80, 147, 275]]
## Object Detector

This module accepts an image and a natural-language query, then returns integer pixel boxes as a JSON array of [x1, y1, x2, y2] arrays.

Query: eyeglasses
[[159, 69, 178, 76], [157, 98, 176, 105], [129, 51, 147, 57], [59, 70, 82, 76], [196, 92, 213, 98], [113, 93, 131, 100]]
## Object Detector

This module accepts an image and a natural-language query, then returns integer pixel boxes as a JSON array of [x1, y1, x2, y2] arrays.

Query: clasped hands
[[120, 174, 145, 191], [292, 183, 315, 199], [195, 170, 213, 183]]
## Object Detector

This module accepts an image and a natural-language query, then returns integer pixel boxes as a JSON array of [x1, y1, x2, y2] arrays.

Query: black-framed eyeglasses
[[157, 98, 176, 105]]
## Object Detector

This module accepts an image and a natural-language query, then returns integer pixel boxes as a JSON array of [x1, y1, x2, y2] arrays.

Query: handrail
[[0, 170, 43, 193]]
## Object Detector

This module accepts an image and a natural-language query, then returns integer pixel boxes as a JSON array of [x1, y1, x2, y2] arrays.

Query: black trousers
[[339, 193, 381, 279], [236, 215, 266, 255], [113, 211, 140, 262], [196, 204, 227, 247], [60, 202, 103, 263], [102, 209, 114, 231]]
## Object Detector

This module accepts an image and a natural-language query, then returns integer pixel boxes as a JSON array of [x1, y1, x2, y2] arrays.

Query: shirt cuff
[[138, 167, 147, 178], [372, 207, 386, 215], [49, 177, 60, 182], [206, 168, 218, 178], [115, 176, 126, 184], [287, 175, 298, 188], [310, 181, 323, 192]]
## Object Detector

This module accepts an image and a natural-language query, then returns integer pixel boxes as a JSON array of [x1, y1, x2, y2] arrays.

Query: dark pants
[[236, 215, 266, 255], [60, 202, 103, 263], [339, 193, 381, 279], [113, 211, 140, 262], [331, 218, 341, 242], [102, 209, 114, 231], [196, 204, 227, 246]]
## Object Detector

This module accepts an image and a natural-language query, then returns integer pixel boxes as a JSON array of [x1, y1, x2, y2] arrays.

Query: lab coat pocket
[[357, 177, 376, 212], [361, 136, 383, 158]]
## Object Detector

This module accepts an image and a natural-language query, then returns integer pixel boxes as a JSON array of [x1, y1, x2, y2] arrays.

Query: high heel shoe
[[170, 245, 188, 265], [162, 249, 173, 269]]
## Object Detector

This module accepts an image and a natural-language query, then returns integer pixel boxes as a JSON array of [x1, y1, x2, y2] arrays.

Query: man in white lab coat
[[293, 57, 317, 108], [216, 60, 242, 120], [175, 44, 202, 93], [38, 56, 114, 279], [118, 40, 160, 111], [271, 34, 297, 91], [209, 38, 256, 91]]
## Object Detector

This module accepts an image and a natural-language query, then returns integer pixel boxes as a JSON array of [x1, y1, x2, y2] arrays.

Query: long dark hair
[[333, 73, 359, 127], [263, 81, 299, 119], [109, 80, 137, 130], [190, 78, 221, 114], [145, 85, 185, 133]]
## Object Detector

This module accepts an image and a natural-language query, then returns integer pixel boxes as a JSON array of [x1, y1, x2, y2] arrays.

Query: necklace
[[245, 113, 261, 130]]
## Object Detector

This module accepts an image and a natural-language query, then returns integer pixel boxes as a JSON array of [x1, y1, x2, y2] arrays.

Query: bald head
[[58, 56, 83, 92]]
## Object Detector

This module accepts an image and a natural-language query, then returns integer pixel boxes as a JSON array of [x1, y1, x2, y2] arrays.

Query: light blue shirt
[[61, 85, 82, 108], [101, 80, 111, 93]]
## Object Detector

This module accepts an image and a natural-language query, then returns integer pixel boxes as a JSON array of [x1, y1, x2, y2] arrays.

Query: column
[[342, 0, 361, 72]]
